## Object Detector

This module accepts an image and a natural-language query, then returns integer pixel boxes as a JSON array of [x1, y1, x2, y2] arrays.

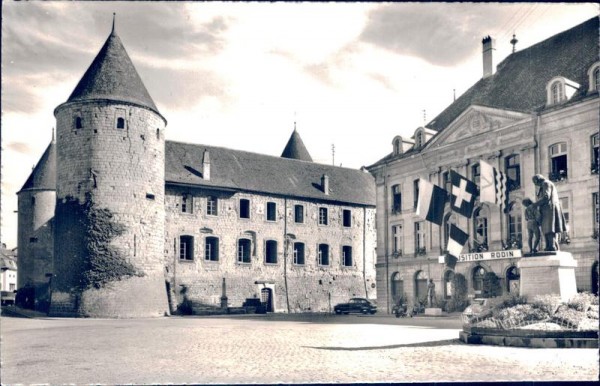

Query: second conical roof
[[281, 129, 313, 162]]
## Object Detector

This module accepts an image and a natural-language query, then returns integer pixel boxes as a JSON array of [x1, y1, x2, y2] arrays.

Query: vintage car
[[334, 297, 377, 315], [1, 290, 16, 306]]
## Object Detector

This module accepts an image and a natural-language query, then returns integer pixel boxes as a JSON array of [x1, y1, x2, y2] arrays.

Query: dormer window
[[587, 62, 600, 93], [392, 136, 403, 156], [546, 76, 580, 106], [551, 81, 563, 104], [415, 131, 423, 148]]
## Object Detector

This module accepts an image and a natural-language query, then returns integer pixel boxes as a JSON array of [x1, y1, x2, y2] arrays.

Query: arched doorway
[[472, 266, 486, 296], [391, 272, 404, 304], [592, 261, 599, 296], [506, 265, 520, 295], [260, 287, 273, 312], [415, 271, 428, 303], [444, 270, 455, 299]]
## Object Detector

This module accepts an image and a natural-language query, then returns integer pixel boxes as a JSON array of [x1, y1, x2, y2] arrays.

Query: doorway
[[260, 288, 273, 312]]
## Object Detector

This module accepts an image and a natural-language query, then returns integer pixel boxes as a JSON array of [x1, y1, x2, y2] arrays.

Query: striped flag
[[416, 179, 448, 226], [480, 160, 508, 209], [446, 224, 469, 266]]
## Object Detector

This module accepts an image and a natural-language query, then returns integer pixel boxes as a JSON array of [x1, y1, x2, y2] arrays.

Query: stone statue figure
[[427, 279, 436, 308], [531, 174, 567, 251], [523, 198, 541, 253]]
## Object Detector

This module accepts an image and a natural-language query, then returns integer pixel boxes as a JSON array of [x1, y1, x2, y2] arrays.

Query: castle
[[17, 21, 376, 317]]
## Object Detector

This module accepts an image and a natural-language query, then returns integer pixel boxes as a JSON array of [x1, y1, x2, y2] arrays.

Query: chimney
[[321, 174, 329, 195], [482, 36, 496, 78], [202, 150, 210, 180]]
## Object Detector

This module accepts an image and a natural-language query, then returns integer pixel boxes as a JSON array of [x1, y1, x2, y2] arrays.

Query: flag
[[449, 170, 478, 218], [416, 179, 448, 226], [447, 223, 469, 260], [480, 160, 508, 209]]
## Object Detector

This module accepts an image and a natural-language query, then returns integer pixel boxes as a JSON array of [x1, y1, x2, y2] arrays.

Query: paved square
[[1, 314, 597, 383]]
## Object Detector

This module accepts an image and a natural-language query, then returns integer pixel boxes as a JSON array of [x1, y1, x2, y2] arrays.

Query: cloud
[[359, 3, 521, 67], [6, 142, 34, 155], [138, 65, 229, 112]]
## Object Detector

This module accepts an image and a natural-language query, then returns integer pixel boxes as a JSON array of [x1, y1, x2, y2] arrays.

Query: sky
[[1, 2, 598, 248]]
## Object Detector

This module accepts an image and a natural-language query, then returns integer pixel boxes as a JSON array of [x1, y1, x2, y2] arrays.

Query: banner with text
[[438, 250, 522, 264]]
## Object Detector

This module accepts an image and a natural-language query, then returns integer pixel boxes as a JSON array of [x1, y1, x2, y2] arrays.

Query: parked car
[[334, 298, 377, 315], [1, 290, 16, 306]]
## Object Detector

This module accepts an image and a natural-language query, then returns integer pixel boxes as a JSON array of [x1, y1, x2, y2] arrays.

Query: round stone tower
[[49, 20, 168, 317], [17, 139, 56, 301]]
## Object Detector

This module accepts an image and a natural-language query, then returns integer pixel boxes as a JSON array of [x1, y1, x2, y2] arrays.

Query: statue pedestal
[[517, 251, 577, 302], [424, 308, 443, 316]]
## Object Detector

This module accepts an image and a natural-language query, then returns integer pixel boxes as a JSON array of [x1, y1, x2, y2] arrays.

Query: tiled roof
[[369, 16, 599, 169], [427, 16, 598, 132], [165, 141, 375, 206], [65, 27, 161, 116], [281, 129, 313, 162], [18, 141, 56, 192]]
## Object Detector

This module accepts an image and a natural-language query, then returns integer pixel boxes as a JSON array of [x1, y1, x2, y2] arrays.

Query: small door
[[260, 288, 273, 312]]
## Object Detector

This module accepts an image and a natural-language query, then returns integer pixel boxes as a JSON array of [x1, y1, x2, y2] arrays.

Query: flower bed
[[460, 293, 599, 348]]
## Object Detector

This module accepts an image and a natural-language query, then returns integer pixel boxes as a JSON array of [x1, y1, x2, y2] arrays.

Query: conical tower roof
[[65, 20, 160, 115], [281, 129, 313, 162], [18, 140, 56, 192]]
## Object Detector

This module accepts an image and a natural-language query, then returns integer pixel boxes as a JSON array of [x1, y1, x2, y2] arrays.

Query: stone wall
[[17, 189, 55, 289], [51, 101, 169, 317], [164, 185, 377, 313]]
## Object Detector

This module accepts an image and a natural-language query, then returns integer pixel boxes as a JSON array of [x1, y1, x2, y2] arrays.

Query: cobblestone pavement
[[1, 313, 597, 384]]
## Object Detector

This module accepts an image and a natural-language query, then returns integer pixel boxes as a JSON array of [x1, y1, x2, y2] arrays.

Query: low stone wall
[[459, 327, 598, 348]]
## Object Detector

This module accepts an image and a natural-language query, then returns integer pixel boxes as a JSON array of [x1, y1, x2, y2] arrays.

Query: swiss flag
[[449, 170, 478, 218]]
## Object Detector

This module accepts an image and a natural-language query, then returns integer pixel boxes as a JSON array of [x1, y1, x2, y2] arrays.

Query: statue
[[427, 279, 436, 307], [523, 198, 541, 253], [531, 174, 567, 251]]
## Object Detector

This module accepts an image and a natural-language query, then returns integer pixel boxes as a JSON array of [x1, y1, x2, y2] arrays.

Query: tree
[[482, 272, 502, 298]]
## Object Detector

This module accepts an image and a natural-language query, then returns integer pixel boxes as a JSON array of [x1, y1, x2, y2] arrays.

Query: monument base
[[424, 307, 443, 316], [517, 251, 577, 302]]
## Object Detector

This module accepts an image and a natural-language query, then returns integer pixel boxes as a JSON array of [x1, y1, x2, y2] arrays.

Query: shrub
[[482, 272, 502, 298], [553, 305, 585, 327], [448, 273, 469, 312], [529, 294, 562, 315], [567, 292, 598, 311]]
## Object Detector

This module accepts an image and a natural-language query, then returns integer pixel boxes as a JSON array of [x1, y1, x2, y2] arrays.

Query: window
[[416, 131, 423, 147], [595, 67, 600, 92], [444, 270, 454, 299], [471, 163, 480, 186], [505, 154, 521, 190], [294, 205, 304, 223], [75, 116, 83, 129], [179, 235, 194, 261], [414, 221, 426, 256], [31, 196, 35, 206], [591, 134, 599, 174], [392, 185, 402, 213], [442, 171, 451, 193], [342, 246, 352, 267], [205, 237, 219, 261], [237, 239, 251, 263], [318, 244, 329, 266], [146, 193, 155, 200], [293, 242, 305, 265], [319, 207, 328, 225], [392, 223, 403, 256], [29, 237, 38, 243], [551, 81, 563, 104], [181, 194, 192, 213], [413, 179, 419, 209], [116, 117, 125, 129], [207, 196, 218, 216], [393, 138, 402, 155], [507, 202, 522, 248], [240, 199, 250, 219], [549, 143, 568, 181], [266, 202, 276, 222], [593, 192, 599, 235], [342, 209, 352, 227], [472, 266, 486, 293], [391, 272, 404, 304], [560, 197, 570, 235], [443, 213, 455, 252], [265, 240, 278, 264], [473, 206, 488, 250]]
